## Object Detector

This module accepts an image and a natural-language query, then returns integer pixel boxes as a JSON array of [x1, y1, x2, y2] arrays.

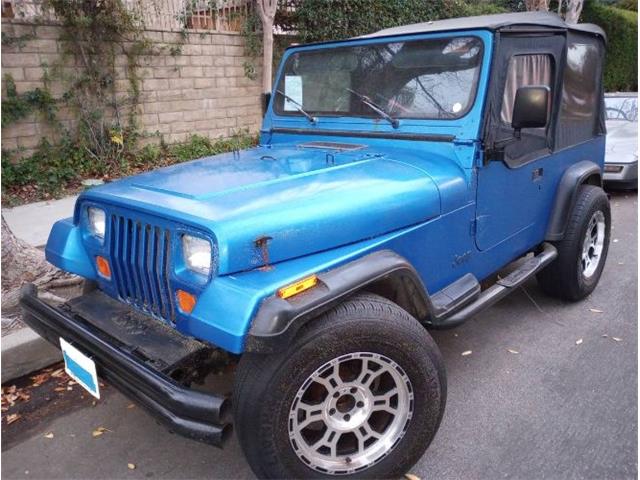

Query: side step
[[428, 242, 558, 329]]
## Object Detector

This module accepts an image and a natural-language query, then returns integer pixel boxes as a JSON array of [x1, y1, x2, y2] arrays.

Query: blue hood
[[79, 144, 443, 274]]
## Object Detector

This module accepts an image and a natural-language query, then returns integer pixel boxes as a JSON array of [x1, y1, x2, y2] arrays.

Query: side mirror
[[512, 85, 550, 131]]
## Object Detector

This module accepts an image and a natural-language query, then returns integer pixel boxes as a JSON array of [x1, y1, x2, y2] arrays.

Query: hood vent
[[298, 141, 366, 151]]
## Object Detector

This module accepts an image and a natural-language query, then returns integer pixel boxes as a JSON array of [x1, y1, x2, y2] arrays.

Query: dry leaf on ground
[[461, 350, 472, 356], [507, 348, 520, 354], [612, 337, 622, 342], [6, 413, 21, 424], [405, 474, 420, 480], [127, 463, 136, 470], [44, 432, 54, 439], [92, 426, 110, 437], [589, 308, 603, 313], [575, 338, 583, 345]]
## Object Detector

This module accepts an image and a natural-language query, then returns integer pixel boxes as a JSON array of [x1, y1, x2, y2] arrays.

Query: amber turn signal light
[[96, 256, 111, 279], [176, 289, 197, 314], [277, 275, 318, 299]]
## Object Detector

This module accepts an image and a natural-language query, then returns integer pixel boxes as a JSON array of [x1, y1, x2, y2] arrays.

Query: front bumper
[[19, 284, 232, 447], [604, 160, 638, 187]]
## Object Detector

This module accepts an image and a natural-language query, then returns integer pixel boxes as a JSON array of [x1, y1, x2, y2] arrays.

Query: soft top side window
[[557, 33, 606, 149]]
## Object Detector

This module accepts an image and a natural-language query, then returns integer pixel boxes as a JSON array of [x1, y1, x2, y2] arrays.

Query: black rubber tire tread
[[537, 184, 610, 301], [233, 292, 446, 479]]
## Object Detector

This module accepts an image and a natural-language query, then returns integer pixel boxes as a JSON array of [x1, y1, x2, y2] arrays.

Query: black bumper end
[[19, 284, 232, 447]]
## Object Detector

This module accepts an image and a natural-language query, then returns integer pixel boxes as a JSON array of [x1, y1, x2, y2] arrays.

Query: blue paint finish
[[44, 27, 606, 354]]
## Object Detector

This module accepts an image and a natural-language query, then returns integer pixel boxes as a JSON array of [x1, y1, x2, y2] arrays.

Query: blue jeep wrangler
[[21, 11, 609, 479]]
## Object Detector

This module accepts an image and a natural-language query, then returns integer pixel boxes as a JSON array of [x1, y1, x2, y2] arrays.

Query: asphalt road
[[2, 191, 637, 480]]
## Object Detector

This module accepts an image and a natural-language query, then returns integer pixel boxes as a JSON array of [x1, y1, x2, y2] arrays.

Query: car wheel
[[233, 292, 446, 479], [537, 184, 611, 301]]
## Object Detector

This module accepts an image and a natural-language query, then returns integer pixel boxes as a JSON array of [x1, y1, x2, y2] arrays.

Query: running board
[[428, 243, 558, 329]]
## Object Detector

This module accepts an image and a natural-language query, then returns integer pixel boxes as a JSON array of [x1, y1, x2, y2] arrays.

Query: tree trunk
[[1, 215, 74, 310], [261, 22, 274, 95], [256, 0, 277, 96], [525, 0, 550, 11], [564, 0, 584, 24]]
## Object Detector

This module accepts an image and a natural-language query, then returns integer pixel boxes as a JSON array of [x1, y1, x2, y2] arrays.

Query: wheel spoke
[[296, 403, 323, 429], [355, 423, 380, 452], [372, 388, 398, 414]]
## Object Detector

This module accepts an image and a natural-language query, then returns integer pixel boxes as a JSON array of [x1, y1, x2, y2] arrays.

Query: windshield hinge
[[452, 138, 475, 146]]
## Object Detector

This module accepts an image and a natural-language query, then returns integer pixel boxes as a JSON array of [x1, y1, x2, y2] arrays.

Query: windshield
[[605, 96, 638, 122], [274, 36, 484, 121]]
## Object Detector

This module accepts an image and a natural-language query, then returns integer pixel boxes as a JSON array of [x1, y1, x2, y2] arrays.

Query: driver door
[[475, 33, 564, 251]]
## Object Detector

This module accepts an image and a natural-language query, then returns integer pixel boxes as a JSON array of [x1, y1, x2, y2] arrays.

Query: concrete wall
[[1, 19, 264, 156]]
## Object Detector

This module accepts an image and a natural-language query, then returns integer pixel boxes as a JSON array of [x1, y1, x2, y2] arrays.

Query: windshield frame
[[269, 31, 488, 126]]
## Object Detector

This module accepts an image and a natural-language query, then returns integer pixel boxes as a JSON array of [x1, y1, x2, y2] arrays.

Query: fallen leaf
[[612, 337, 622, 342], [127, 463, 136, 470], [44, 432, 54, 439], [51, 369, 65, 378], [618, 262, 625, 265], [575, 338, 583, 345], [405, 474, 420, 480], [507, 348, 520, 354], [6, 413, 21, 424], [613, 238, 619, 243], [461, 350, 472, 356], [127, 404, 135, 409], [92, 426, 110, 437], [54, 387, 65, 392], [589, 308, 603, 313]]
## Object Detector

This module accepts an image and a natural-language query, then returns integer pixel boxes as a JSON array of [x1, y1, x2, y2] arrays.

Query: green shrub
[[582, 1, 638, 91], [2, 130, 260, 205], [279, 0, 506, 43], [616, 0, 637, 11]]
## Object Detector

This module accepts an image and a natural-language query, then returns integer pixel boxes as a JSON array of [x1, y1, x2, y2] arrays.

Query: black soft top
[[359, 11, 605, 41]]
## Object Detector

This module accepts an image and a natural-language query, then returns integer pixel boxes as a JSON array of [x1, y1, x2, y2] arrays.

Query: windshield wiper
[[347, 88, 399, 129], [276, 89, 317, 124]]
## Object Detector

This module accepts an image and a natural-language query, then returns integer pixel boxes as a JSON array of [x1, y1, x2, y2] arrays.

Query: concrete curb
[[1, 327, 61, 383]]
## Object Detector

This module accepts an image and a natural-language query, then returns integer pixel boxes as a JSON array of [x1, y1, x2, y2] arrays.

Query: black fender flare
[[545, 160, 603, 241], [244, 250, 434, 353]]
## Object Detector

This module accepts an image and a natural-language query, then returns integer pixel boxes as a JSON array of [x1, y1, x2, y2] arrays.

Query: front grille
[[109, 214, 176, 323]]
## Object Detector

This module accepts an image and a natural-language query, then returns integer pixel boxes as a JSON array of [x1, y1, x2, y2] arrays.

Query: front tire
[[537, 184, 611, 300], [233, 293, 446, 479]]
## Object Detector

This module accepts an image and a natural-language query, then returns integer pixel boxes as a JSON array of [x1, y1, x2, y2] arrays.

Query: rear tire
[[537, 184, 610, 300], [233, 293, 446, 479]]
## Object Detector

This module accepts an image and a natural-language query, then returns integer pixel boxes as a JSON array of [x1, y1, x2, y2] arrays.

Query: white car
[[604, 93, 638, 189]]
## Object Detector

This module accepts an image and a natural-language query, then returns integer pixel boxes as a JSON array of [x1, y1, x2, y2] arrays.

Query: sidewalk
[[3, 195, 78, 247], [2, 195, 78, 382]]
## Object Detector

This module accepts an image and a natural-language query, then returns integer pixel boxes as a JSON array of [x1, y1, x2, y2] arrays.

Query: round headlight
[[182, 235, 212, 276], [87, 207, 106, 239]]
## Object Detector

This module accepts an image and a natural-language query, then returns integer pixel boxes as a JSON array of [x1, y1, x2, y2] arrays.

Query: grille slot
[[110, 214, 175, 324]]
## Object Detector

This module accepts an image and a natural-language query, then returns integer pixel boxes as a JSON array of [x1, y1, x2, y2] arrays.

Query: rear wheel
[[537, 184, 610, 300], [233, 293, 446, 479]]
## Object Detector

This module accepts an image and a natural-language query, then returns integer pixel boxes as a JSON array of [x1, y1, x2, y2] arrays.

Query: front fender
[[45, 218, 97, 280], [244, 250, 433, 353]]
